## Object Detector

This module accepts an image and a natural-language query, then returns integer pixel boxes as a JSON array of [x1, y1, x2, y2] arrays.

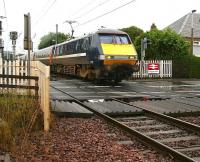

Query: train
[[34, 29, 139, 83]]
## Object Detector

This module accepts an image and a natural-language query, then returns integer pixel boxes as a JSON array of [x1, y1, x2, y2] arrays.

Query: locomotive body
[[35, 29, 139, 82]]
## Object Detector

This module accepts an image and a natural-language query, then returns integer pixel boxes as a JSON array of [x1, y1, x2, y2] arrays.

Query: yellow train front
[[86, 29, 139, 83]]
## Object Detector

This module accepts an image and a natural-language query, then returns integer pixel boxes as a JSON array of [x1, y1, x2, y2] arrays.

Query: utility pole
[[190, 10, 196, 55], [64, 20, 77, 39], [24, 13, 32, 77]]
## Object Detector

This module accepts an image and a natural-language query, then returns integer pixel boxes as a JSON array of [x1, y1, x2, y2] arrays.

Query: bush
[[134, 29, 190, 60], [173, 55, 200, 78]]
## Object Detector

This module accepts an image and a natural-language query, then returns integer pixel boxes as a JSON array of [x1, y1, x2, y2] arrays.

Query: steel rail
[[51, 85, 197, 162], [114, 98, 200, 135]]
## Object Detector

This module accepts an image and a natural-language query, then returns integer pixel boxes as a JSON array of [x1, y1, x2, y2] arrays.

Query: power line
[[69, 0, 98, 19], [33, 0, 57, 26], [34, 0, 54, 20], [76, 0, 136, 27], [73, 0, 113, 20]]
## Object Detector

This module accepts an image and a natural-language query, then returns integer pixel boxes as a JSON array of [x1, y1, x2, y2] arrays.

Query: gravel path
[[11, 116, 173, 162]]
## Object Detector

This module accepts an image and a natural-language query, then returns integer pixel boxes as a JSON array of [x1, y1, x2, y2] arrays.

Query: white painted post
[[160, 60, 163, 78]]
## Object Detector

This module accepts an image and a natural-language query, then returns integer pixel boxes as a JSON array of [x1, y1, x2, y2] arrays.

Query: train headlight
[[105, 55, 114, 59], [129, 56, 136, 59]]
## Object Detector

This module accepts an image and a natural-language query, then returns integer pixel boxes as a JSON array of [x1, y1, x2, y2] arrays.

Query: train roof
[[95, 28, 127, 35], [57, 29, 127, 45]]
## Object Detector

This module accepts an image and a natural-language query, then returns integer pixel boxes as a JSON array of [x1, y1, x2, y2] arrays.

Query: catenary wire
[[69, 0, 99, 19], [73, 0, 113, 20], [33, 0, 54, 23], [33, 0, 57, 26], [75, 0, 136, 27]]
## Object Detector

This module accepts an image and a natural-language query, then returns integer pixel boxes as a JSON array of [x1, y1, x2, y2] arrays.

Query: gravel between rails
[[11, 116, 173, 162]]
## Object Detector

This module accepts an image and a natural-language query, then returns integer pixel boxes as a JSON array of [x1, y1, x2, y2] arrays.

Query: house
[[166, 12, 200, 56]]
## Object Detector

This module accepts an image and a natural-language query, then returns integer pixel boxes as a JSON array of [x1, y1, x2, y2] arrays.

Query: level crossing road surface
[[50, 79, 200, 115]]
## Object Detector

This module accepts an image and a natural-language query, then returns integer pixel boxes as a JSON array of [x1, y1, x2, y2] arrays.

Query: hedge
[[173, 55, 200, 78]]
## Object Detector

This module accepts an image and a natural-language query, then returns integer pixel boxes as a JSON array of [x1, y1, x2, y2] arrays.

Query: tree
[[150, 23, 157, 31], [38, 32, 69, 49], [121, 26, 144, 43], [134, 29, 190, 60]]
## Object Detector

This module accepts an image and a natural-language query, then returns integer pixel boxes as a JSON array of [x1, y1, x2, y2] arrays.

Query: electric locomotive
[[34, 29, 139, 83]]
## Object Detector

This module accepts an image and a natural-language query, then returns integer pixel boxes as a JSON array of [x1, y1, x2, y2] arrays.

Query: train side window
[[68, 42, 71, 54], [53, 47, 56, 55], [88, 36, 92, 45], [80, 39, 84, 52], [75, 41, 79, 53], [63, 44, 67, 54], [72, 41, 77, 54], [82, 38, 90, 51], [59, 46, 63, 55]]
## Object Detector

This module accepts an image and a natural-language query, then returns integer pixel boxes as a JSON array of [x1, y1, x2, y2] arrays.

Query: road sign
[[148, 63, 160, 74]]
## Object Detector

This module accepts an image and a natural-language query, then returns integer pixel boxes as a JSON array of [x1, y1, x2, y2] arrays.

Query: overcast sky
[[0, 0, 200, 52]]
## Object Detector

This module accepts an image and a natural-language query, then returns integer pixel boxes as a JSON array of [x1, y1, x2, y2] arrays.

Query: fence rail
[[0, 58, 50, 131], [132, 60, 172, 79]]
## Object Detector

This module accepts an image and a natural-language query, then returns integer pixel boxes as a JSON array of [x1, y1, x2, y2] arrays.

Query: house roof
[[166, 13, 200, 38]]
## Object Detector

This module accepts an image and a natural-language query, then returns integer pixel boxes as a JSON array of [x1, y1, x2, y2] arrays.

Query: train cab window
[[99, 35, 113, 44], [115, 35, 130, 44], [99, 34, 131, 44]]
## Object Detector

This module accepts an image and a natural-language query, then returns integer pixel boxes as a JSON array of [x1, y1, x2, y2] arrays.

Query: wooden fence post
[[44, 65, 50, 131]]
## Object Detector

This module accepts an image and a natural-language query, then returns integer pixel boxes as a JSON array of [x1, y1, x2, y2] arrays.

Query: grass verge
[[0, 90, 43, 152]]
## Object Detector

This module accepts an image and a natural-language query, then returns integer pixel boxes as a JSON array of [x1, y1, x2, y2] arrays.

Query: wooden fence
[[0, 58, 50, 131], [132, 60, 172, 79]]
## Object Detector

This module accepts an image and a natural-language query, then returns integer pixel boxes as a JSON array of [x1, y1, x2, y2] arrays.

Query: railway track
[[51, 85, 200, 162]]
